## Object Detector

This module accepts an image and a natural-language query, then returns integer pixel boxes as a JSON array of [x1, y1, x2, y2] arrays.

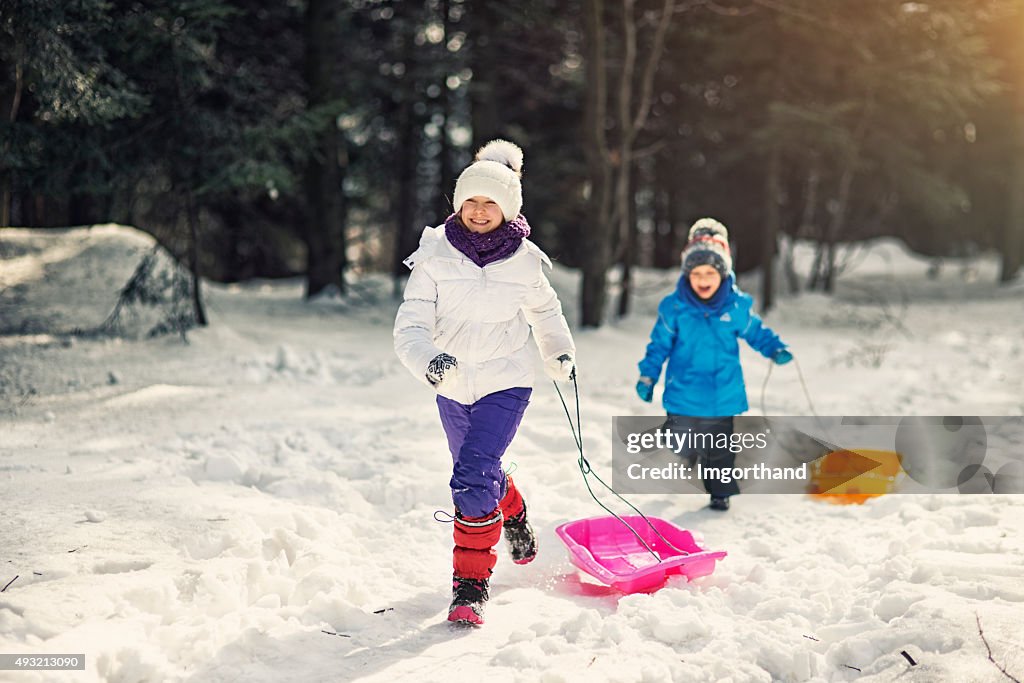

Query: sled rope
[[760, 355, 838, 445], [794, 357, 822, 419], [759, 361, 773, 418], [759, 356, 820, 419], [553, 375, 690, 562]]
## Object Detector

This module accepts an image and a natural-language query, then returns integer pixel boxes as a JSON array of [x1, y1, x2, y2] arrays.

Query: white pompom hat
[[453, 139, 524, 221]]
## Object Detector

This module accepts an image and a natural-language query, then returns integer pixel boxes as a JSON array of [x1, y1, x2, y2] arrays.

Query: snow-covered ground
[[1, 225, 1022, 682]]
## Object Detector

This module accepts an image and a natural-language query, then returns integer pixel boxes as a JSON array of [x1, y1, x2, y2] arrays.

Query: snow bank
[[0, 224, 191, 338]]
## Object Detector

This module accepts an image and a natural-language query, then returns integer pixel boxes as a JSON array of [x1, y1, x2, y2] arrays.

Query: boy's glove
[[636, 376, 654, 402], [426, 353, 459, 388], [774, 349, 793, 365], [545, 353, 576, 382]]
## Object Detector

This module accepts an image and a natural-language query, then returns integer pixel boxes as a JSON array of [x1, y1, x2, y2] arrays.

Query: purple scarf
[[444, 213, 531, 267]]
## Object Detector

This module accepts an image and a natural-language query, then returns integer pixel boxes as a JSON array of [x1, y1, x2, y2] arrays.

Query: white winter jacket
[[394, 225, 575, 405]]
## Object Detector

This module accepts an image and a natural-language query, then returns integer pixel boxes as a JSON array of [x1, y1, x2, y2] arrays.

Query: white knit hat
[[453, 140, 524, 221], [680, 217, 733, 276]]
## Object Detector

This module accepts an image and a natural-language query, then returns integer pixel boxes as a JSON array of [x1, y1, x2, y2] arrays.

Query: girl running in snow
[[636, 218, 792, 511], [394, 140, 576, 625]]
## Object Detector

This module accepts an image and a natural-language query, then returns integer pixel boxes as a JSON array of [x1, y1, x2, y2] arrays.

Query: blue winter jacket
[[638, 274, 786, 417]]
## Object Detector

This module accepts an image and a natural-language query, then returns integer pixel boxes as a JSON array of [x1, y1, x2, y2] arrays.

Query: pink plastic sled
[[555, 515, 727, 594]]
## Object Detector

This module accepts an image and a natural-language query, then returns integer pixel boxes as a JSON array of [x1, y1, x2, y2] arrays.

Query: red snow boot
[[502, 503, 537, 565], [449, 509, 501, 625], [447, 575, 490, 625], [499, 478, 537, 565]]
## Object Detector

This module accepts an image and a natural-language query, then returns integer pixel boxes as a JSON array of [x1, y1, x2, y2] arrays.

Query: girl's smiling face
[[460, 196, 504, 233], [689, 265, 722, 300]]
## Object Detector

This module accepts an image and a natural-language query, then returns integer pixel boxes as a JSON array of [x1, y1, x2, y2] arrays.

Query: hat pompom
[[688, 217, 728, 242], [475, 139, 524, 176]]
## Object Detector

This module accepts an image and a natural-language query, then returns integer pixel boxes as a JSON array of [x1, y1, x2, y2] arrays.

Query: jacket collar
[[675, 273, 736, 315]]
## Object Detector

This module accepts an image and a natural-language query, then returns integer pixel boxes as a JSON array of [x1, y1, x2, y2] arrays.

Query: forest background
[[2, 0, 1023, 327]]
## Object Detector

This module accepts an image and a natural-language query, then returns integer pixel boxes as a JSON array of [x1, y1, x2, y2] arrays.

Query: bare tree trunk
[[799, 165, 820, 237], [582, 0, 675, 327], [652, 155, 675, 269], [617, 163, 638, 318], [781, 235, 800, 294], [391, 103, 419, 298], [613, 15, 638, 316], [392, 19, 421, 299], [580, 0, 613, 328], [652, 190, 673, 269], [788, 164, 820, 293], [437, 0, 455, 216], [667, 158, 684, 263], [1, 49, 24, 227], [613, 0, 674, 320], [811, 98, 870, 292], [0, 183, 10, 228], [822, 242, 837, 293], [167, 30, 207, 324], [185, 191, 208, 326], [823, 167, 856, 293], [807, 241, 823, 290], [1001, 6, 1024, 283], [1004, 163, 1024, 283], [761, 146, 781, 311], [468, 3, 499, 149], [304, 0, 347, 298]]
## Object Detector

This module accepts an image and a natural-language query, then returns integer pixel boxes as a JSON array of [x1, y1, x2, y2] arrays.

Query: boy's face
[[689, 265, 722, 300], [460, 196, 504, 233]]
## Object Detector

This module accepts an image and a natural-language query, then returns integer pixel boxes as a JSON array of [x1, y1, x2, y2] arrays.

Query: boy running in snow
[[636, 218, 792, 511], [394, 140, 576, 625]]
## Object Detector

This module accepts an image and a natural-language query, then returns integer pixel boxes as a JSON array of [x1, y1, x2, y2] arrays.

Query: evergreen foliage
[[2, 0, 1021, 326]]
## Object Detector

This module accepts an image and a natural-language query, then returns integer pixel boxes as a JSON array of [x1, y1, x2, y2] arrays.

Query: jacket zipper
[[704, 313, 718, 415], [468, 265, 487, 401]]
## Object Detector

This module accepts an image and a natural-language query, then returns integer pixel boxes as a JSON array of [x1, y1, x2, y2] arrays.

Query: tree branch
[[630, 0, 675, 138], [977, 613, 1022, 683], [619, 0, 638, 148], [705, 1, 757, 17], [10, 57, 23, 124], [585, 0, 611, 164], [750, 0, 854, 37], [634, 139, 668, 159]]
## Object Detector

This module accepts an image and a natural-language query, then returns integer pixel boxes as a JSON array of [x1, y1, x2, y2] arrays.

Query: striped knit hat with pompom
[[680, 217, 733, 277], [453, 139, 524, 221]]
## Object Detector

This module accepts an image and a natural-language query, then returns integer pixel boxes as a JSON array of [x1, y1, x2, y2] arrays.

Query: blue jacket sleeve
[[638, 297, 677, 383], [740, 309, 786, 358]]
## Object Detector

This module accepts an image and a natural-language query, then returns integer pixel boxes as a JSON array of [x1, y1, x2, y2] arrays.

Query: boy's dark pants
[[665, 415, 741, 498]]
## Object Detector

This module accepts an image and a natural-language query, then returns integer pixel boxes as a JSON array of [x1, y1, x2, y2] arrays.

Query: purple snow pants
[[436, 387, 532, 519]]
